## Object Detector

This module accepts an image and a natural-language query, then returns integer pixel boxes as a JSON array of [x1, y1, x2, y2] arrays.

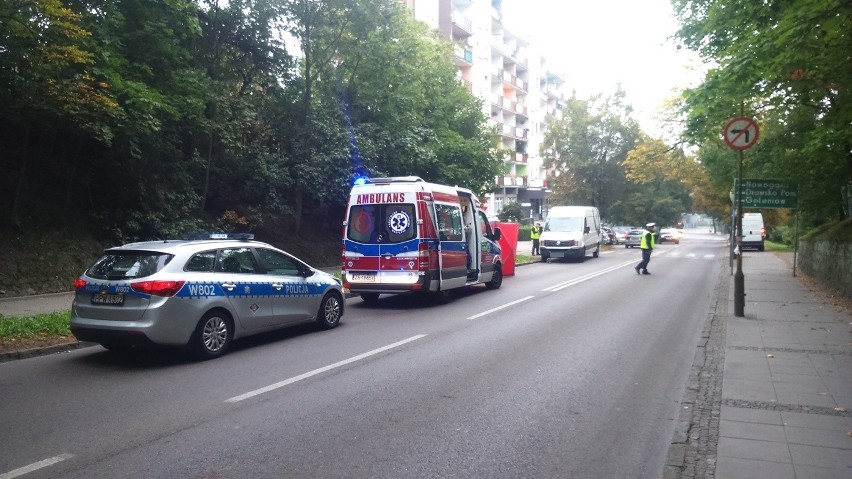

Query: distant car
[[660, 228, 681, 244], [601, 226, 618, 245], [612, 226, 632, 243], [70, 233, 345, 359], [624, 228, 643, 248]]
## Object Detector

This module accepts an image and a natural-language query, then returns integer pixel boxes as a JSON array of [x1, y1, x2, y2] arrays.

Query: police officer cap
[[646, 222, 656, 228]]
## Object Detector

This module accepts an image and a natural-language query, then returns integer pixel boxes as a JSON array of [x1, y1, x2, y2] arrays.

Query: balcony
[[453, 45, 473, 66], [497, 175, 527, 187], [451, 16, 473, 38]]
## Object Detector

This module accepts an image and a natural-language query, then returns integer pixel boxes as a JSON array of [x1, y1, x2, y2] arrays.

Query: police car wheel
[[316, 293, 342, 329], [192, 311, 232, 359]]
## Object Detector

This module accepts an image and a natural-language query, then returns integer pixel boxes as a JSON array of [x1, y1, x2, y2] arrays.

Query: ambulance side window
[[255, 248, 301, 276], [436, 204, 462, 241]]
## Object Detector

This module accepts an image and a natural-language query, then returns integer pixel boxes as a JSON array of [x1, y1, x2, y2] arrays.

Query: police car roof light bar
[[185, 232, 255, 241], [364, 176, 424, 184]]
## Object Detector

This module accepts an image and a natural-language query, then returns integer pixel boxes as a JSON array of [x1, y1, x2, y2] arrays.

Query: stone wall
[[797, 238, 852, 299]]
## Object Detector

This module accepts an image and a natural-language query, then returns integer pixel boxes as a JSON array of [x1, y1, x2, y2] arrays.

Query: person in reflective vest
[[635, 223, 656, 275], [530, 222, 542, 255]]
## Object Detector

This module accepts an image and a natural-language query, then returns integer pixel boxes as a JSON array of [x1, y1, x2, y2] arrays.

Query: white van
[[540, 206, 602, 262], [741, 212, 765, 251], [342, 176, 504, 303]]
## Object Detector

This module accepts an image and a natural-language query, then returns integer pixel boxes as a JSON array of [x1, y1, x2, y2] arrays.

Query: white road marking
[[225, 335, 427, 403], [542, 261, 636, 292], [704, 254, 716, 259], [467, 296, 535, 320], [0, 454, 74, 479]]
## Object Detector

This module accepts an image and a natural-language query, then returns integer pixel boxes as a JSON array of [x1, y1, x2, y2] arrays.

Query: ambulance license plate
[[92, 293, 125, 306], [351, 273, 376, 282]]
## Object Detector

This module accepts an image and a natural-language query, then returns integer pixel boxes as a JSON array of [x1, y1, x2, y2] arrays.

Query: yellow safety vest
[[640, 230, 655, 249], [530, 227, 541, 240]]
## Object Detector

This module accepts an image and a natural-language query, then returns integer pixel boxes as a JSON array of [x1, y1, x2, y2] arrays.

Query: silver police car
[[70, 233, 344, 359]]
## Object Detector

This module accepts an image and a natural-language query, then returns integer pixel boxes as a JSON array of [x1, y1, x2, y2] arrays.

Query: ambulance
[[342, 176, 503, 303]]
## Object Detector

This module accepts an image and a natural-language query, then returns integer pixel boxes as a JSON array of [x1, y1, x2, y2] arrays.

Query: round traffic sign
[[723, 116, 759, 150]]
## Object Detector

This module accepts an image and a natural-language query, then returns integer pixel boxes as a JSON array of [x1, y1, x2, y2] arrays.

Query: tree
[[541, 89, 640, 219], [620, 138, 696, 226], [673, 0, 852, 225]]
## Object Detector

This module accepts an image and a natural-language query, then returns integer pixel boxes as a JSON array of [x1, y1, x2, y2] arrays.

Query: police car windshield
[[545, 217, 583, 233], [88, 251, 172, 280]]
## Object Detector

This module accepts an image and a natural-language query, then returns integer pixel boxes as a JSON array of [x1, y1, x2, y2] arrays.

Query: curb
[[0, 341, 97, 363]]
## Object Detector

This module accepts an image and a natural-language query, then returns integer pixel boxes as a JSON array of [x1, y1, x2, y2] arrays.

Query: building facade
[[406, 0, 562, 221]]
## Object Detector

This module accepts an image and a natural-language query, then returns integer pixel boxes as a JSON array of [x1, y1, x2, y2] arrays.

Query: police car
[[70, 233, 344, 359]]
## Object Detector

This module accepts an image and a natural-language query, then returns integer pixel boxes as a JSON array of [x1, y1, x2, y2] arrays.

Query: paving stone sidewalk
[[666, 251, 852, 478]]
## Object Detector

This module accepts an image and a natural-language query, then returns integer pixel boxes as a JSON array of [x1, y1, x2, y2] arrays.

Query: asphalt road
[[0, 232, 727, 479]]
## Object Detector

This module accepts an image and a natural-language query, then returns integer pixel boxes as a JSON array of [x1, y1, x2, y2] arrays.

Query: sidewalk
[[667, 251, 852, 478]]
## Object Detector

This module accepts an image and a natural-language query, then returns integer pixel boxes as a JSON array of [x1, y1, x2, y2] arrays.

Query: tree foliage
[[541, 89, 641, 222], [0, 0, 500, 242], [673, 0, 852, 226]]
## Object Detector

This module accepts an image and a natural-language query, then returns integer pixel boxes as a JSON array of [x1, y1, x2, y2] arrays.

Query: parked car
[[624, 228, 644, 248], [601, 226, 618, 245], [70, 233, 345, 359], [660, 228, 681, 244], [612, 226, 632, 243]]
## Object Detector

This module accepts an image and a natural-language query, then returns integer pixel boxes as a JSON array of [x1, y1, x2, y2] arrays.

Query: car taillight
[[131, 280, 185, 297], [418, 242, 431, 271], [74, 278, 87, 290]]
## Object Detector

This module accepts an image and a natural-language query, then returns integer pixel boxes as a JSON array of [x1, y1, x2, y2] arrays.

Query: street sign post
[[725, 115, 759, 317]]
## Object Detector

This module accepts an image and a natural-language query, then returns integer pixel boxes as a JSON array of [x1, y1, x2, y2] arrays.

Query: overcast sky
[[501, 0, 706, 137]]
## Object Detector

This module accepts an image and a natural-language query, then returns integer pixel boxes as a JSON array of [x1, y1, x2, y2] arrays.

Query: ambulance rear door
[[344, 192, 421, 289]]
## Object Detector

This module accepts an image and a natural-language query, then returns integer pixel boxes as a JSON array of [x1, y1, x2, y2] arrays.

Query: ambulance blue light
[[353, 176, 368, 186]]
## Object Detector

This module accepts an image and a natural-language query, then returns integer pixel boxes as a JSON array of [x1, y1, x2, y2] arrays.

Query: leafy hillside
[[0, 225, 342, 298]]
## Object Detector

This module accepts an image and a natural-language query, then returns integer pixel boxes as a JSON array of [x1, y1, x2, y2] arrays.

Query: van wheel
[[541, 252, 549, 262], [360, 293, 380, 304], [485, 265, 503, 290], [192, 310, 232, 360], [593, 243, 600, 258], [316, 292, 342, 329]]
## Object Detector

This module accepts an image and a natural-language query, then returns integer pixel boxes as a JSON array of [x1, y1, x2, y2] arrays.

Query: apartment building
[[406, 0, 563, 221]]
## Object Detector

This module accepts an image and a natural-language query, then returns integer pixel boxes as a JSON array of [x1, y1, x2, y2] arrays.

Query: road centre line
[[543, 261, 636, 292], [0, 454, 74, 479], [466, 296, 535, 320], [225, 335, 427, 403]]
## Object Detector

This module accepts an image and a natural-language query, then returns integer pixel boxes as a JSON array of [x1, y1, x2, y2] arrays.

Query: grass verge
[[765, 240, 793, 252], [0, 311, 71, 340]]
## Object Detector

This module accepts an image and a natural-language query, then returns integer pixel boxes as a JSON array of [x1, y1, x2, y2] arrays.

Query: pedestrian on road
[[531, 222, 542, 255], [635, 222, 656, 275]]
